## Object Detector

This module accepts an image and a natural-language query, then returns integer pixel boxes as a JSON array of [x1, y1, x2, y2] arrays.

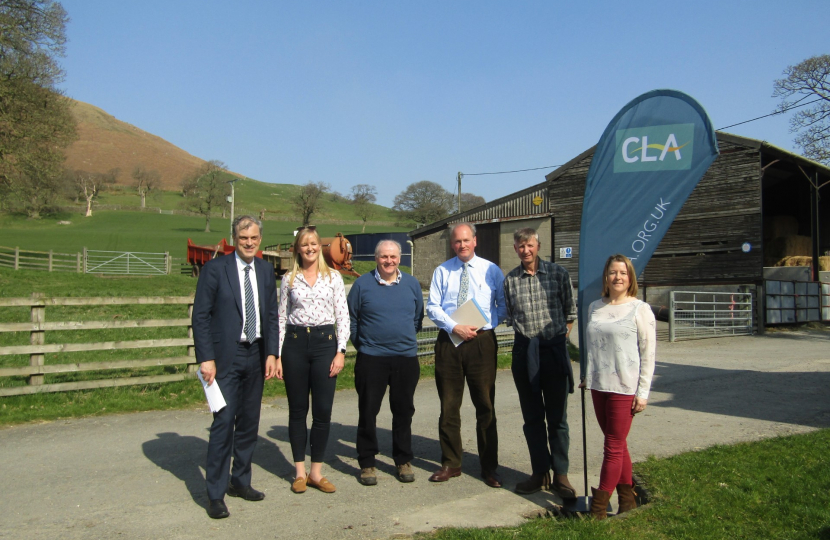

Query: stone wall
[[412, 229, 451, 287]]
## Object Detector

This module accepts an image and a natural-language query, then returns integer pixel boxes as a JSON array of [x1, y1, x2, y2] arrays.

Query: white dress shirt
[[427, 254, 507, 333], [235, 253, 260, 342]]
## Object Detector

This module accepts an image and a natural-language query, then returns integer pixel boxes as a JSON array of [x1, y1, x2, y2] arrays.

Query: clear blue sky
[[59, 0, 829, 207]]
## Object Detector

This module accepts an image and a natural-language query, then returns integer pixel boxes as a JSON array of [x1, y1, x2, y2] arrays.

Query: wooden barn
[[409, 132, 830, 317]]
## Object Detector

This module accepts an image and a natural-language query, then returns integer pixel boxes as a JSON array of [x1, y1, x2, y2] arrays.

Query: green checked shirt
[[503, 258, 576, 340]]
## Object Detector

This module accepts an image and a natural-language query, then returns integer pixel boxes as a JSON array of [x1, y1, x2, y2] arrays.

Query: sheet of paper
[[197, 370, 227, 413], [448, 298, 490, 347]]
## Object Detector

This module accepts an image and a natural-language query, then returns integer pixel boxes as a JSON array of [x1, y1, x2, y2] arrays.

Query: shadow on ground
[[650, 362, 830, 428]]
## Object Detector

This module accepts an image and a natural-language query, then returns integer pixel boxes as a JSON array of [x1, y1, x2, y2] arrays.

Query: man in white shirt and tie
[[426, 222, 507, 488]]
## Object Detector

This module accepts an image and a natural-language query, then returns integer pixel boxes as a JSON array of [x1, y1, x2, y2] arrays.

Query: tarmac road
[[1, 330, 828, 540]]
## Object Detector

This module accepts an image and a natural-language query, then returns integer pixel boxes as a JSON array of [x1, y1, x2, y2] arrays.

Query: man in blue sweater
[[347, 240, 424, 486]]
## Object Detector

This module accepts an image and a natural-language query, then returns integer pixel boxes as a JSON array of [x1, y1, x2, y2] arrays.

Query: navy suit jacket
[[192, 253, 279, 378]]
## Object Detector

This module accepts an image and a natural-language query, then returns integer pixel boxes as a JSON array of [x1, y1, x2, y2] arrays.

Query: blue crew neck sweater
[[347, 270, 424, 357]]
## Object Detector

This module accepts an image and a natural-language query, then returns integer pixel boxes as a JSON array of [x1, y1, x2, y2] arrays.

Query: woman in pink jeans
[[581, 254, 656, 519]]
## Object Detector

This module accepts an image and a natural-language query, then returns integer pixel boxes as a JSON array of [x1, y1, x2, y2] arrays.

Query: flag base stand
[[563, 495, 592, 515]]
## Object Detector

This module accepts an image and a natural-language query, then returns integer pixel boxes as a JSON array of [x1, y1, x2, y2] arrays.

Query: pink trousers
[[591, 389, 635, 492]]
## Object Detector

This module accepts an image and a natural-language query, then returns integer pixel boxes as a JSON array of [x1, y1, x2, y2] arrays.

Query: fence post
[[77, 252, 81, 273], [186, 303, 197, 374], [14, 247, 19, 270], [669, 291, 676, 342], [29, 292, 46, 386], [165, 251, 171, 275], [48, 250, 53, 272], [83, 247, 87, 273]]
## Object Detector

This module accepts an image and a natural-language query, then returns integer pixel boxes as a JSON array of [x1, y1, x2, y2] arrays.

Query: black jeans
[[354, 352, 420, 468], [434, 329, 499, 471], [511, 332, 570, 475], [205, 340, 264, 500], [281, 324, 338, 463]]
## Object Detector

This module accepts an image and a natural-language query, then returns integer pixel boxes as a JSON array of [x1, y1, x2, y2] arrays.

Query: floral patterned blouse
[[584, 298, 656, 399], [278, 270, 349, 356]]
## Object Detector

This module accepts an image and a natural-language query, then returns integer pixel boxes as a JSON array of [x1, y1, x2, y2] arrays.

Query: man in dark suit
[[192, 215, 279, 519]]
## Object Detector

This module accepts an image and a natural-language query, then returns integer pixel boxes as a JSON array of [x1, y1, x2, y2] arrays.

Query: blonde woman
[[581, 254, 656, 519], [270, 227, 349, 494]]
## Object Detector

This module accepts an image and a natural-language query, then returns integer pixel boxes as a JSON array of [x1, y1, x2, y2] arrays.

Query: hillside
[[59, 99, 402, 225], [63, 99, 208, 190]]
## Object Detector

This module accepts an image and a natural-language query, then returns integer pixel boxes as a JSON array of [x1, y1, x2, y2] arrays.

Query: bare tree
[[67, 168, 117, 217], [181, 160, 231, 233], [294, 181, 330, 226], [132, 164, 160, 208], [350, 184, 377, 232], [773, 54, 830, 164], [393, 181, 453, 226]]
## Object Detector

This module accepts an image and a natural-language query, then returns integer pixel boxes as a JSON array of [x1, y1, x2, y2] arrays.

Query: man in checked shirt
[[503, 227, 577, 499]]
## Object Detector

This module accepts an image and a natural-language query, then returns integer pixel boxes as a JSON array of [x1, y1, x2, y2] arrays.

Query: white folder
[[448, 298, 490, 347]]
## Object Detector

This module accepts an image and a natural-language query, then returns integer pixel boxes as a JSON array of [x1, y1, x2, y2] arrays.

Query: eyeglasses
[[296, 225, 317, 232]]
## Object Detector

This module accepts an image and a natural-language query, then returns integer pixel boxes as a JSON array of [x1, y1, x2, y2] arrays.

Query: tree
[[393, 181, 453, 225], [65, 168, 117, 217], [773, 54, 830, 165], [453, 192, 486, 213], [132, 164, 160, 208], [294, 181, 330, 226], [0, 0, 77, 218], [181, 160, 230, 233], [350, 183, 377, 232]]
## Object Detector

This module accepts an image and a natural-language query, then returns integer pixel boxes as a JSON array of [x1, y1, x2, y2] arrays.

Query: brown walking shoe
[[396, 462, 415, 483], [359, 467, 377, 486]]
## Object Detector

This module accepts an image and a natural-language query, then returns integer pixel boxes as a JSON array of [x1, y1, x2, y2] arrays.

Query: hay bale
[[766, 235, 812, 260], [768, 215, 799, 239], [774, 255, 830, 270]]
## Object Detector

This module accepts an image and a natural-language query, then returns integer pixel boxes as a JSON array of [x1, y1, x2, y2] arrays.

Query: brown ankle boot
[[616, 483, 637, 514], [551, 473, 576, 499], [514, 471, 550, 494], [590, 487, 612, 520]]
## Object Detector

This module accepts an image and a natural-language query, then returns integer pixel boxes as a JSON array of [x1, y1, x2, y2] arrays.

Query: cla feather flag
[[577, 90, 719, 376]]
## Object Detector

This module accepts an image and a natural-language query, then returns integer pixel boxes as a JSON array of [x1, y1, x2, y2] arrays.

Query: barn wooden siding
[[548, 137, 764, 285]]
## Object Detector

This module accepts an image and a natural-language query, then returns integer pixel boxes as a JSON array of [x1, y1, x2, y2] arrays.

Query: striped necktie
[[458, 262, 470, 305], [244, 265, 257, 342]]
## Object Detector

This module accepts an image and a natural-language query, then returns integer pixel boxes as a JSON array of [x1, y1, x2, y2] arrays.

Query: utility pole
[[227, 177, 240, 244], [457, 172, 463, 214]]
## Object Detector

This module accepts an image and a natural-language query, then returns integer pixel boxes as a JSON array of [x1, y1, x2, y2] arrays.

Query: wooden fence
[[0, 294, 517, 397], [0, 245, 187, 275], [0, 294, 196, 396]]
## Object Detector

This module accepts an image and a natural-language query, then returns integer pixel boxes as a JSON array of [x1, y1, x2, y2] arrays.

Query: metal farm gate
[[84, 250, 170, 275], [669, 290, 754, 342]]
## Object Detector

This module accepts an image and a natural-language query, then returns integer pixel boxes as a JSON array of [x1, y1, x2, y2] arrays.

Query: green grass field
[[63, 177, 399, 224], [423, 430, 830, 540], [0, 209, 409, 258]]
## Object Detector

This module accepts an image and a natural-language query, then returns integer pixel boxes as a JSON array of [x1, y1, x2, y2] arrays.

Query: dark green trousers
[[434, 329, 498, 471]]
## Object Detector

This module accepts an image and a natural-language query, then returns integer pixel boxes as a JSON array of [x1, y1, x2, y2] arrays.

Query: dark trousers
[[354, 352, 420, 468], [511, 333, 570, 475], [281, 324, 338, 463], [592, 389, 635, 492], [205, 340, 264, 500], [434, 329, 498, 471]]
